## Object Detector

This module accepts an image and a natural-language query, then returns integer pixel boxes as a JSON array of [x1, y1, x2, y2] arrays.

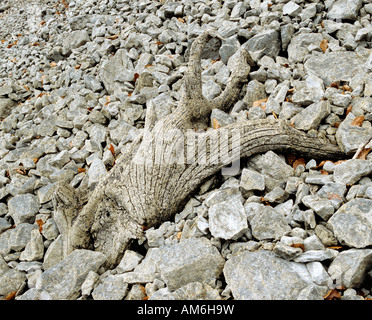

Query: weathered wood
[[53, 30, 345, 267]]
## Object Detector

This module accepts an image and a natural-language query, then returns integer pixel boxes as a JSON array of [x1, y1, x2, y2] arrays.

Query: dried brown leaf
[[351, 115, 364, 127], [212, 118, 221, 129], [320, 39, 328, 53]]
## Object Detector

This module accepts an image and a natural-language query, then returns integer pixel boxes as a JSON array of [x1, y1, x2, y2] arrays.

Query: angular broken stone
[[36, 249, 107, 300], [208, 198, 248, 240], [155, 238, 225, 291], [302, 195, 335, 221], [8, 193, 40, 225], [327, 0, 363, 21], [92, 275, 128, 300], [334, 159, 372, 185], [328, 248, 372, 288], [224, 250, 322, 300], [240, 168, 265, 191], [328, 198, 372, 248], [291, 101, 331, 131]]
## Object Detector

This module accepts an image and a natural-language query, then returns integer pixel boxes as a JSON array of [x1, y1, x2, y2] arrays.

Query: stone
[[172, 282, 222, 300], [204, 187, 243, 208], [0, 217, 12, 233], [81, 271, 99, 297], [0, 223, 36, 255], [8, 193, 40, 225], [304, 52, 368, 87], [287, 33, 323, 63], [242, 29, 281, 61], [293, 249, 338, 263], [240, 168, 265, 191], [92, 275, 128, 300], [328, 199, 372, 248], [249, 205, 291, 241], [327, 0, 363, 21], [116, 250, 144, 273], [334, 159, 372, 185], [314, 225, 338, 247], [88, 158, 108, 189], [291, 101, 331, 131], [210, 108, 234, 127], [302, 195, 335, 221], [273, 242, 303, 260], [19, 229, 44, 262], [243, 80, 266, 108], [283, 1, 302, 17], [224, 250, 320, 300], [208, 198, 248, 240], [155, 238, 225, 290], [0, 269, 26, 296], [0, 98, 17, 119], [328, 249, 372, 288], [36, 249, 107, 300], [62, 30, 90, 56], [247, 151, 294, 191], [36, 183, 57, 204], [306, 262, 332, 287], [335, 113, 372, 155], [43, 235, 63, 270]]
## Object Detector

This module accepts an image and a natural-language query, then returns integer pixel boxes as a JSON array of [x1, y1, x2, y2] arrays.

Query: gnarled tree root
[[53, 30, 345, 267]]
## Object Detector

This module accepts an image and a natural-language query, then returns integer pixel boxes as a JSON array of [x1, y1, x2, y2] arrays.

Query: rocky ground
[[0, 0, 371, 300]]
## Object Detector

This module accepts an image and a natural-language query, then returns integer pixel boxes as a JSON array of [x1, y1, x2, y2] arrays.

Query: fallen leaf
[[211, 57, 221, 64], [176, 232, 182, 240], [33, 158, 39, 164], [40, 21, 46, 26], [290, 243, 305, 251], [132, 73, 140, 83], [327, 192, 342, 200], [145, 64, 154, 68], [16, 168, 27, 175], [356, 147, 371, 160], [30, 42, 41, 46], [177, 17, 185, 23], [77, 167, 86, 173], [292, 158, 305, 170], [252, 98, 268, 109], [108, 144, 116, 158], [154, 41, 163, 46], [35, 219, 44, 233], [330, 82, 339, 89], [320, 39, 328, 53], [4, 291, 17, 300], [50, 62, 57, 67], [346, 105, 353, 116], [342, 84, 352, 92], [334, 160, 347, 166], [23, 85, 30, 91], [351, 115, 364, 127], [106, 33, 120, 40], [212, 118, 221, 129], [75, 64, 81, 70], [333, 122, 340, 128], [272, 111, 278, 119], [327, 246, 343, 250], [285, 153, 297, 167], [324, 289, 341, 300], [320, 169, 329, 175], [7, 41, 17, 48], [320, 21, 325, 28]]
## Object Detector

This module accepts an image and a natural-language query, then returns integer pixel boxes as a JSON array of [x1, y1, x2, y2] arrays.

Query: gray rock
[[156, 238, 225, 290], [304, 52, 368, 87], [43, 235, 63, 270], [328, 198, 372, 248], [224, 250, 320, 300], [92, 275, 128, 300], [302, 195, 335, 221], [208, 198, 248, 240], [273, 242, 303, 260], [287, 33, 323, 63], [116, 250, 144, 273], [49, 150, 70, 169], [263, 186, 289, 203], [171, 281, 221, 300], [8, 193, 40, 225], [36, 183, 57, 204], [243, 80, 266, 108], [0, 269, 26, 296], [210, 108, 234, 127], [81, 271, 100, 297], [240, 168, 265, 191], [0, 217, 12, 233], [334, 159, 372, 185], [314, 225, 338, 247], [204, 187, 243, 208], [0, 98, 17, 119], [19, 229, 44, 262], [36, 249, 107, 300], [249, 205, 291, 241], [293, 249, 338, 263], [291, 101, 331, 131], [283, 1, 302, 17], [88, 158, 108, 189], [0, 223, 36, 255], [247, 151, 294, 191], [306, 262, 332, 287], [327, 0, 363, 21], [62, 30, 90, 56], [328, 249, 372, 288], [242, 29, 280, 61]]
